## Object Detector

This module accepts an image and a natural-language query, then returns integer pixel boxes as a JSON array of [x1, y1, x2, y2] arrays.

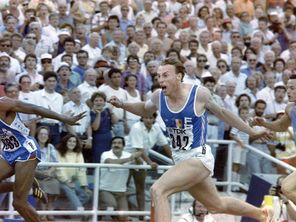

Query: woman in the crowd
[[35, 126, 60, 221], [56, 134, 92, 211], [90, 92, 117, 163], [124, 74, 141, 129]]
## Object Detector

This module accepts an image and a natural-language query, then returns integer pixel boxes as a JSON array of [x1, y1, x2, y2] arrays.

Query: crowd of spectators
[[0, 0, 296, 220]]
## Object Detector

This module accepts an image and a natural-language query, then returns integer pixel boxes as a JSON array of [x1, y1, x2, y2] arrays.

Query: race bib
[[24, 139, 37, 153], [1, 135, 21, 152], [167, 127, 193, 151]]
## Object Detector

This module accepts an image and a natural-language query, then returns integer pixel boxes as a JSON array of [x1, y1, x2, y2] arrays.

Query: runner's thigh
[[155, 158, 211, 196]]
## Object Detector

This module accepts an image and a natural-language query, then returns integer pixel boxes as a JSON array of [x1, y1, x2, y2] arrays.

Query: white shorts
[[232, 145, 248, 165], [172, 144, 215, 176]]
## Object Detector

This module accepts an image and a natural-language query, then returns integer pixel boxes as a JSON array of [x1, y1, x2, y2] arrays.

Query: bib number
[[1, 136, 21, 151], [169, 134, 190, 151]]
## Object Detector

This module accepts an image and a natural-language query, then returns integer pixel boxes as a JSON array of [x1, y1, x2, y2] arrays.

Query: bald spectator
[[183, 60, 201, 85], [258, 50, 275, 73], [29, 22, 54, 57], [225, 80, 238, 113], [198, 30, 211, 57], [219, 57, 247, 95], [77, 68, 99, 103], [82, 32, 102, 67], [256, 71, 276, 104], [208, 41, 229, 69]]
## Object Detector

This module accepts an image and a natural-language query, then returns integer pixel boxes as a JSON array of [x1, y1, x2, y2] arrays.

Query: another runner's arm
[[2, 97, 84, 125], [255, 104, 292, 132], [109, 89, 159, 117], [201, 87, 257, 137]]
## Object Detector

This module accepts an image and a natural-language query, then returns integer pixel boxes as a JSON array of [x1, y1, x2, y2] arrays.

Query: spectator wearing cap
[[29, 22, 54, 57], [17, 54, 44, 91], [32, 71, 63, 145], [72, 50, 91, 82], [58, 1, 74, 27], [0, 38, 21, 76], [82, 33, 102, 67], [55, 62, 76, 102], [264, 84, 287, 120], [77, 68, 99, 103], [39, 53, 53, 74], [54, 29, 71, 57], [42, 13, 60, 44]]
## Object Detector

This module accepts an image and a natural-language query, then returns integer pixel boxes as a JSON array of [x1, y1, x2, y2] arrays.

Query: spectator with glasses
[[216, 59, 229, 76], [196, 54, 211, 78]]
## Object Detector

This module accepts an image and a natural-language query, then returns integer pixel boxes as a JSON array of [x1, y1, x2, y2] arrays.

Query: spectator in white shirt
[[32, 71, 63, 145], [82, 32, 102, 67], [99, 68, 128, 137], [219, 57, 247, 95], [42, 12, 60, 44], [62, 87, 93, 163], [265, 84, 287, 120], [77, 68, 99, 103], [125, 113, 170, 219], [99, 136, 142, 221], [256, 71, 276, 104], [29, 22, 54, 57]]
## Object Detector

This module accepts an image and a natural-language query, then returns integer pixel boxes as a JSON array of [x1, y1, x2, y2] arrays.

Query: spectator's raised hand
[[108, 96, 123, 108]]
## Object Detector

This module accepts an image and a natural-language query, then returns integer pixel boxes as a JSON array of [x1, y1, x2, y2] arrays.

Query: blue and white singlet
[[159, 85, 208, 151], [0, 112, 41, 165]]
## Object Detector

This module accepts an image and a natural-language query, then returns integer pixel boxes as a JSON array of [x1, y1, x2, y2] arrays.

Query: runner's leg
[[281, 171, 296, 204], [13, 159, 40, 222], [0, 158, 14, 193], [150, 158, 211, 222]]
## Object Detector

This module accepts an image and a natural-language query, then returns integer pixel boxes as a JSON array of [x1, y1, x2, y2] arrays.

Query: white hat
[[40, 53, 52, 60], [0, 52, 10, 60], [56, 62, 70, 72], [58, 29, 70, 36], [201, 72, 213, 78], [269, 10, 279, 16]]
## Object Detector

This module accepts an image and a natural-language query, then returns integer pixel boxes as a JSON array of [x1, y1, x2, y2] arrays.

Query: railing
[[1, 139, 295, 222]]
